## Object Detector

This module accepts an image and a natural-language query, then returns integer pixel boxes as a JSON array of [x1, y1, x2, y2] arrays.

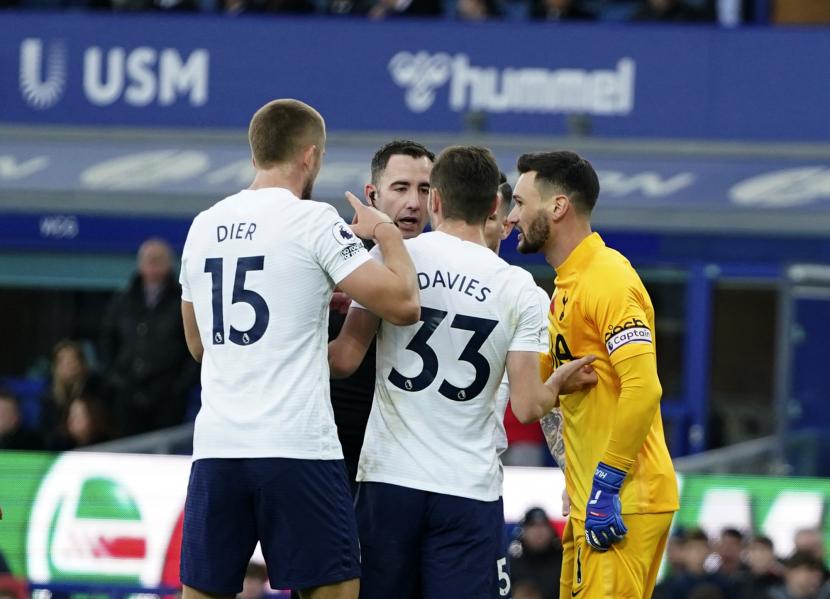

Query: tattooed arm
[[540, 408, 566, 471]]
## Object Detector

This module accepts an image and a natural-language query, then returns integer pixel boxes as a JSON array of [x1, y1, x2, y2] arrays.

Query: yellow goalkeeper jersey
[[541, 233, 678, 519]]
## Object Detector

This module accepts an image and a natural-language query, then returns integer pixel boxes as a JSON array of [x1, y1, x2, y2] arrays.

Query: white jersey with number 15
[[180, 187, 370, 461]]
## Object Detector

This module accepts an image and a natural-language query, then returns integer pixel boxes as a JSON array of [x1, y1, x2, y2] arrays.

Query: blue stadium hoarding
[[1, 12, 830, 140], [0, 133, 830, 263], [1, 132, 830, 259], [2, 135, 830, 215]]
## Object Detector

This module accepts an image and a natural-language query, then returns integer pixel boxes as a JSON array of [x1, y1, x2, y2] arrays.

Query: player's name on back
[[417, 269, 491, 303], [216, 222, 257, 242]]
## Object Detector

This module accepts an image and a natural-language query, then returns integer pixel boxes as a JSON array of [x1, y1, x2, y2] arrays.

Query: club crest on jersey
[[604, 318, 652, 355], [332, 222, 357, 246]]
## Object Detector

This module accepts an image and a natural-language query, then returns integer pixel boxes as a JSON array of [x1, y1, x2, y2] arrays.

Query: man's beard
[[300, 176, 315, 200], [517, 210, 550, 254], [301, 153, 321, 200]]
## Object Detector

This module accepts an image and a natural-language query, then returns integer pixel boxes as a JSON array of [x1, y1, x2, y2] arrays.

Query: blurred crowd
[[0, 238, 199, 452], [503, 508, 830, 599], [654, 526, 830, 599], [0, 235, 553, 460], [0, 0, 761, 26]]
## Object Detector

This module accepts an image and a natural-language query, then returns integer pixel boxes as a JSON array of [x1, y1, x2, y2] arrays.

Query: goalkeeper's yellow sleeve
[[600, 352, 662, 473]]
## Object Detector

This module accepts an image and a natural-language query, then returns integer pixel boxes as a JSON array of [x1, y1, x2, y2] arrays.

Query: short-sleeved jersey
[[180, 187, 370, 461], [494, 287, 552, 456], [544, 233, 678, 518], [355, 231, 548, 502]]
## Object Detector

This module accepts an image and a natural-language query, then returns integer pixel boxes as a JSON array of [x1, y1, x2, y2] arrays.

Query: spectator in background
[[794, 528, 829, 584], [767, 552, 828, 599], [509, 507, 563, 599], [794, 529, 826, 563], [654, 528, 737, 599], [456, 0, 502, 19], [666, 528, 689, 576], [530, 0, 594, 21], [631, 0, 711, 21], [47, 395, 115, 451], [38, 340, 103, 443], [99, 238, 199, 437], [740, 536, 785, 599], [708, 528, 749, 578], [0, 390, 42, 450]]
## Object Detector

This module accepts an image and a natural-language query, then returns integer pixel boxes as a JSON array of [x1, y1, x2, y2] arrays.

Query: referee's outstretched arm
[[338, 192, 420, 327]]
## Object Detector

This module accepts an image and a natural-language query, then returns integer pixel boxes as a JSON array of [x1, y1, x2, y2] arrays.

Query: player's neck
[[248, 167, 305, 199], [436, 220, 486, 247], [546, 221, 593, 270]]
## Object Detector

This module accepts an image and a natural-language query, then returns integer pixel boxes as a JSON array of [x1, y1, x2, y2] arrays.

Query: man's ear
[[364, 184, 378, 207], [302, 144, 317, 169], [429, 188, 442, 216], [500, 216, 513, 241], [489, 195, 500, 219], [549, 194, 571, 223]]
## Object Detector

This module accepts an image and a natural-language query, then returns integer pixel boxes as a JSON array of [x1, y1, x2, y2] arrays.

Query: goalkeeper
[[509, 150, 679, 599]]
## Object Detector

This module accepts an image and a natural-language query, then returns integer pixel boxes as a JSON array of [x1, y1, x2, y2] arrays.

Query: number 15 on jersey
[[204, 256, 270, 346]]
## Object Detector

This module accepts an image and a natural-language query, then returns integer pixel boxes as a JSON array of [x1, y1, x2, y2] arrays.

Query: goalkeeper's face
[[510, 172, 551, 255], [516, 209, 549, 254]]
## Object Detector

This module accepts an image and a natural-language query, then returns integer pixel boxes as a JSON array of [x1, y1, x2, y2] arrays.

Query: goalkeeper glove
[[584, 462, 628, 551]]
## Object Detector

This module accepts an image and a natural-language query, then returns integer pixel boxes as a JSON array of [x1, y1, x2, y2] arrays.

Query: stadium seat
[[1, 377, 45, 429]]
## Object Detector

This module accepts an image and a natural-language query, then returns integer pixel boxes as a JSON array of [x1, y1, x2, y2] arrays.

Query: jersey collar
[[555, 232, 604, 279]]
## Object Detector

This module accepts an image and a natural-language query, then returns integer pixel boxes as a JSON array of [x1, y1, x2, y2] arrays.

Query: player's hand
[[584, 462, 628, 551], [562, 488, 570, 517], [330, 289, 352, 314], [546, 355, 597, 395], [345, 192, 396, 240]]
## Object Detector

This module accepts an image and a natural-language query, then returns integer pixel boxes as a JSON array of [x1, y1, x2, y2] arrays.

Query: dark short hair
[[787, 551, 825, 572], [752, 536, 774, 550], [721, 528, 744, 542], [0, 388, 18, 404], [516, 150, 600, 214], [52, 339, 88, 369], [430, 146, 500, 225], [497, 172, 513, 217], [248, 99, 325, 169], [370, 139, 435, 185], [684, 528, 710, 544]]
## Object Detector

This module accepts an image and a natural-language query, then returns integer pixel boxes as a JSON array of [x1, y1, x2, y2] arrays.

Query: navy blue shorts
[[355, 481, 511, 599], [180, 458, 360, 594]]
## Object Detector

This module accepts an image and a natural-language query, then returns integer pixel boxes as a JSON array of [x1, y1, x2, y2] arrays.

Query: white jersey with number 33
[[355, 231, 548, 501], [180, 187, 370, 461]]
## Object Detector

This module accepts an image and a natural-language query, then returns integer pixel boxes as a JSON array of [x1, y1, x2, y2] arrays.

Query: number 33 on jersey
[[354, 231, 549, 502]]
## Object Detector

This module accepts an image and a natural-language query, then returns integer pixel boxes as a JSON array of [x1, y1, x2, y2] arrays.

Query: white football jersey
[[494, 286, 552, 457], [355, 231, 548, 501], [180, 187, 370, 460]]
